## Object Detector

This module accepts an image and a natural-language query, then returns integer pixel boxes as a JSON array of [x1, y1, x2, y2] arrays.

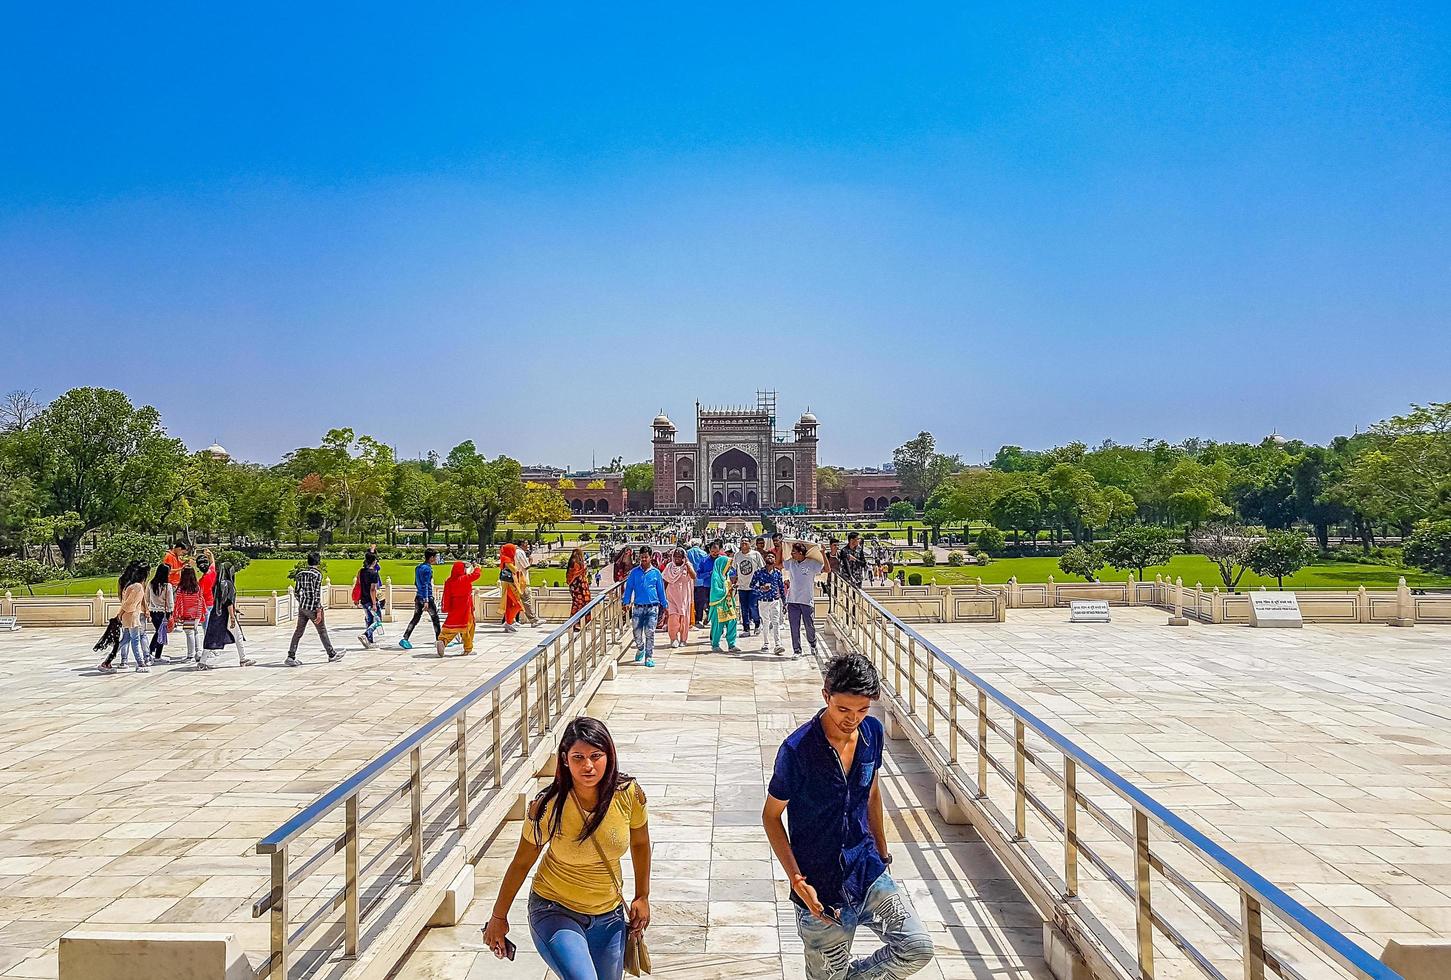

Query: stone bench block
[[1382, 939, 1451, 980], [428, 863, 477, 927], [60, 930, 253, 980]]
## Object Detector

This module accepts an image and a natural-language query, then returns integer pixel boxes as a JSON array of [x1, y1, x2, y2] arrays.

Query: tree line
[[882, 404, 1451, 578], [0, 387, 576, 572]]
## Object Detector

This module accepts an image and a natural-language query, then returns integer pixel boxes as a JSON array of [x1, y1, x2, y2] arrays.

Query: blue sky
[[3, 3, 1448, 467]]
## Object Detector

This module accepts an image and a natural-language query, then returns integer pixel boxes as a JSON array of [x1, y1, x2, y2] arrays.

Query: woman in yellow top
[[484, 717, 651, 979]]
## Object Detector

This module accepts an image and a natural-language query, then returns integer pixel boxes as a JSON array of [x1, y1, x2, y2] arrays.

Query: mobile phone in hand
[[503, 938, 517, 961]]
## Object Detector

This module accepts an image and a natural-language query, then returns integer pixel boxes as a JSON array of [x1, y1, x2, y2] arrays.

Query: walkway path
[[0, 609, 552, 979], [392, 623, 1048, 979]]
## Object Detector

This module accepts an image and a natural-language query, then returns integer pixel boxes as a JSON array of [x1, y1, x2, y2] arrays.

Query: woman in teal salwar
[[709, 553, 740, 652]]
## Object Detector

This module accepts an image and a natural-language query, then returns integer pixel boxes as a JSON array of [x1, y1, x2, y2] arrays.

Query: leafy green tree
[[893, 431, 962, 504], [816, 466, 846, 491], [1234, 461, 1298, 529], [883, 501, 915, 526], [990, 485, 1045, 548], [10, 388, 186, 568], [444, 442, 524, 557], [990, 445, 1041, 472], [1404, 520, 1451, 576], [1192, 522, 1258, 590], [622, 462, 654, 493], [1292, 446, 1350, 550], [1057, 544, 1105, 582], [1335, 403, 1451, 530], [1046, 464, 1109, 544], [1101, 524, 1179, 578], [514, 482, 573, 543], [1245, 530, 1317, 589], [392, 465, 454, 546]]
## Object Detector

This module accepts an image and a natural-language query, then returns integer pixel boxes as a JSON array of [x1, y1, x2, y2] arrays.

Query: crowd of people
[[94, 543, 253, 672]]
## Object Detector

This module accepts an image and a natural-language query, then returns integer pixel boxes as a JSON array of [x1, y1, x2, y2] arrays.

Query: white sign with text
[[1249, 591, 1303, 628], [1069, 599, 1111, 623]]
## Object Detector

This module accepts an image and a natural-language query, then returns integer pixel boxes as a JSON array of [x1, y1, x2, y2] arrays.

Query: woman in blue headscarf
[[708, 553, 739, 653]]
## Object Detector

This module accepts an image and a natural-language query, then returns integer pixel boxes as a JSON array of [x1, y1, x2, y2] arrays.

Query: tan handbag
[[578, 793, 651, 976]]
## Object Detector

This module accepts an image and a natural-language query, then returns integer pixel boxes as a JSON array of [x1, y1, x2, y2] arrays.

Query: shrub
[[579, 532, 592, 541], [1404, 520, 1451, 576], [976, 551, 992, 565], [1058, 544, 1105, 582], [922, 551, 936, 567], [947, 551, 966, 566], [975, 525, 1006, 555], [908, 573, 922, 586], [0, 558, 57, 592], [212, 549, 252, 572], [75, 531, 168, 577]]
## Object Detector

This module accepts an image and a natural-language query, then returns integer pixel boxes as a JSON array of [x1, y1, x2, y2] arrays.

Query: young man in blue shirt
[[763, 654, 934, 980], [399, 548, 440, 650], [621, 546, 668, 668]]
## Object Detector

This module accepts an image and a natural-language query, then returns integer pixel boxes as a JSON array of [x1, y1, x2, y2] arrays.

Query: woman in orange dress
[[566, 547, 592, 629], [499, 543, 529, 633]]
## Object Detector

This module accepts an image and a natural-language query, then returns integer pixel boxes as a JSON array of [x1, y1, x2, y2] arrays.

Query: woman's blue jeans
[[528, 893, 626, 980]]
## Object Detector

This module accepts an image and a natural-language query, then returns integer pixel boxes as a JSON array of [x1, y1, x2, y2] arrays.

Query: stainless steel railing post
[[948, 673, 958, 763], [410, 746, 423, 883], [976, 690, 988, 798], [269, 848, 289, 980], [492, 689, 503, 788], [924, 642, 935, 738], [519, 669, 531, 755], [1134, 809, 1155, 978], [456, 714, 469, 830], [906, 633, 917, 715], [1013, 718, 1027, 839], [1064, 758, 1078, 897], [1240, 891, 1265, 980], [344, 795, 359, 957]]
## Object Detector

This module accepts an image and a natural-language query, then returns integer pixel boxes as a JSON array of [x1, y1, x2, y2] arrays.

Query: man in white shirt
[[782, 541, 824, 659]]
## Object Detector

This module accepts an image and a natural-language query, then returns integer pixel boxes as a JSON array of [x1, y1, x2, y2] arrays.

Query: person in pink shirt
[[660, 547, 695, 648]]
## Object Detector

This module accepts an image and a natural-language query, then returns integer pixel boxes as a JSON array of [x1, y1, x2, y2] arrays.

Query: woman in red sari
[[566, 547, 592, 629]]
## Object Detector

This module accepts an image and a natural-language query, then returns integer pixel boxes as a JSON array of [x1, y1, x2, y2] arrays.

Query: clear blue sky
[[3, 3, 1448, 468]]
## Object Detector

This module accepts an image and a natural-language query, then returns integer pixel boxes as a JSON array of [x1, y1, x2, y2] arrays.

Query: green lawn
[[23, 558, 570, 597], [28, 553, 1447, 598], [896, 555, 1451, 590]]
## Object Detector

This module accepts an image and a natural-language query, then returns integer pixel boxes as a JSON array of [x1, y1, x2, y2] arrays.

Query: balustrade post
[[269, 848, 290, 980], [1134, 810, 1155, 978], [492, 689, 504, 787], [906, 634, 917, 715], [1063, 759, 1078, 897], [536, 656, 549, 731], [552, 637, 563, 718], [976, 691, 988, 798], [925, 644, 935, 738], [567, 627, 578, 698], [457, 714, 469, 830], [519, 669, 531, 756], [1013, 718, 1026, 839], [410, 747, 423, 883], [344, 796, 359, 957], [948, 673, 958, 762], [1239, 890, 1265, 980]]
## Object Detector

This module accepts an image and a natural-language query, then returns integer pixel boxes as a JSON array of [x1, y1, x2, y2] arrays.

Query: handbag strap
[[573, 791, 627, 909]]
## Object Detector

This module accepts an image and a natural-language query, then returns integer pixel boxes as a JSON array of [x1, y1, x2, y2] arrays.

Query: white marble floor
[[0, 611, 553, 979]]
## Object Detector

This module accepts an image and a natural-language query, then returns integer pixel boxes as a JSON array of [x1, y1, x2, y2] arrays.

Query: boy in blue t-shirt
[[753, 551, 786, 654]]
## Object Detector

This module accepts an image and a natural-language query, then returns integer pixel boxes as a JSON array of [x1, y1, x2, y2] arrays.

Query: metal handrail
[[829, 578, 1400, 980], [251, 581, 626, 979]]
